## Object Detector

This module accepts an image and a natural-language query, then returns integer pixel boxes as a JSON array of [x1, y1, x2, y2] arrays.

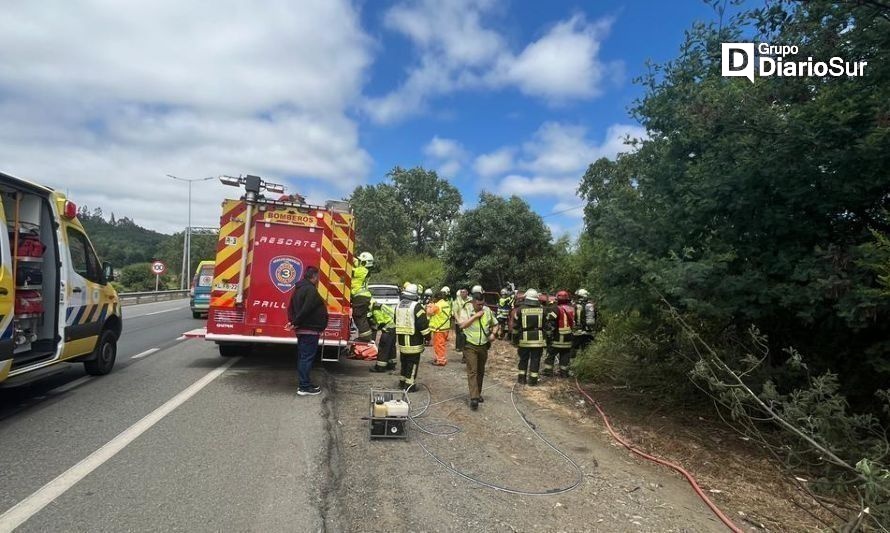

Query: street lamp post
[[167, 174, 214, 289]]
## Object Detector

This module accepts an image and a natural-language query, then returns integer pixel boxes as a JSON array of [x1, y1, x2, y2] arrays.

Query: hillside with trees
[[78, 207, 217, 291]]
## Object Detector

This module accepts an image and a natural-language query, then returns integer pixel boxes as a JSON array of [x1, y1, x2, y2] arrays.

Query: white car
[[368, 284, 400, 308]]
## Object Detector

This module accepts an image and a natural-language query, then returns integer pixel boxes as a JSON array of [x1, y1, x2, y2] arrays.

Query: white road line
[[0, 357, 239, 532], [139, 307, 188, 317], [130, 348, 159, 359], [50, 376, 93, 394], [138, 306, 185, 316]]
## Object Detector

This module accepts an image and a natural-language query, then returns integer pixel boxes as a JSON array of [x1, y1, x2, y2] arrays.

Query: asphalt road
[[0, 302, 725, 532]]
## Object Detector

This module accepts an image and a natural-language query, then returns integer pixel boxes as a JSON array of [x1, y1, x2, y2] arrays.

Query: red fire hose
[[575, 378, 743, 533]]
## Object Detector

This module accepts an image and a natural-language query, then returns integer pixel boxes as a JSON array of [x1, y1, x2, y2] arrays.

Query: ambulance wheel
[[84, 330, 117, 376], [192, 311, 202, 319], [218, 343, 246, 357]]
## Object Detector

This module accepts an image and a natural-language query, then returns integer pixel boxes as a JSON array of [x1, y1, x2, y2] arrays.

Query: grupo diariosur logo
[[721, 42, 868, 82]]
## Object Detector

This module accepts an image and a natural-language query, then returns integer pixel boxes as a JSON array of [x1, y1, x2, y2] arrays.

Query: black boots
[[369, 365, 388, 373], [528, 376, 539, 386], [470, 398, 479, 410], [517, 374, 527, 384]]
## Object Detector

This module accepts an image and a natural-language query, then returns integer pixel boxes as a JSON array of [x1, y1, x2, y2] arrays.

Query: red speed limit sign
[[151, 261, 167, 275]]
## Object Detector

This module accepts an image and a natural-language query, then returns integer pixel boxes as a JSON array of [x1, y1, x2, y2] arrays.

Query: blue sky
[[0, 0, 726, 237]]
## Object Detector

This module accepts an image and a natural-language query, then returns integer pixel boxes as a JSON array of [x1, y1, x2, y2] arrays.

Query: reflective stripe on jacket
[[545, 304, 574, 349], [370, 303, 395, 331], [464, 307, 495, 346], [512, 303, 546, 348], [428, 299, 451, 331], [350, 261, 371, 298], [396, 299, 430, 354]]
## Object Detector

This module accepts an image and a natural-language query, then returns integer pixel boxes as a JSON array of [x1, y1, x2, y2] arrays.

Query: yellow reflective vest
[[427, 298, 452, 331], [395, 300, 430, 355], [464, 307, 495, 346], [351, 261, 371, 298]]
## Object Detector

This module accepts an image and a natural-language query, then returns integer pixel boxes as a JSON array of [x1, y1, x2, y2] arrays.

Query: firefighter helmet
[[441, 286, 450, 295], [557, 290, 570, 303], [575, 288, 589, 300], [500, 288, 508, 296], [403, 283, 419, 297], [471, 284, 483, 294], [358, 251, 374, 267], [524, 289, 539, 301], [424, 288, 433, 296]]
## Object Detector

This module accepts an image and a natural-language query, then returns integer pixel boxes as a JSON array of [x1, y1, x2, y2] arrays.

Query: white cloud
[[496, 121, 646, 197], [365, 2, 621, 123], [424, 136, 468, 161], [0, 0, 373, 233], [423, 135, 468, 178], [499, 175, 578, 197], [473, 148, 515, 178], [495, 15, 618, 101]]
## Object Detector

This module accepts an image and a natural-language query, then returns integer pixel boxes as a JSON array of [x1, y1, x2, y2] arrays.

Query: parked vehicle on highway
[[368, 283, 400, 308], [189, 175, 355, 360], [0, 172, 121, 386], [190, 260, 214, 318]]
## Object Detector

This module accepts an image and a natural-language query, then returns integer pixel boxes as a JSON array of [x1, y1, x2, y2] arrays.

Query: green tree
[[443, 193, 553, 290], [349, 183, 410, 263], [348, 166, 462, 260], [119, 262, 173, 291], [388, 166, 462, 255], [577, 0, 889, 406], [375, 255, 445, 290]]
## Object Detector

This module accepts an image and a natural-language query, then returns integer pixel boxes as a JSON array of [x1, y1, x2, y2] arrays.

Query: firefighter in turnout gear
[[497, 288, 513, 340], [511, 289, 547, 386], [368, 300, 397, 373], [427, 289, 452, 366], [351, 252, 374, 342], [395, 283, 431, 392], [573, 288, 596, 354], [543, 290, 575, 377]]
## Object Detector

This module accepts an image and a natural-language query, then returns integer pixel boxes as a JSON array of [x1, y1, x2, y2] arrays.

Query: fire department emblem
[[269, 256, 303, 293]]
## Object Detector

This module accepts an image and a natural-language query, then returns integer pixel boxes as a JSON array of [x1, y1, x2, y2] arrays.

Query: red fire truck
[[188, 175, 356, 360]]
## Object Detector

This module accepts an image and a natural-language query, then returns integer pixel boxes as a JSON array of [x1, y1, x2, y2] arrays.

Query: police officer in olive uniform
[[395, 283, 430, 392], [511, 289, 547, 386]]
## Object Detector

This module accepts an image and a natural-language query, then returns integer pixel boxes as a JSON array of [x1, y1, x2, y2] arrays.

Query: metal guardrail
[[118, 289, 190, 306]]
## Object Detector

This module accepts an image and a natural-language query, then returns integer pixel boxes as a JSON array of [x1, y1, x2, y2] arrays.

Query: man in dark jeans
[[286, 266, 328, 396]]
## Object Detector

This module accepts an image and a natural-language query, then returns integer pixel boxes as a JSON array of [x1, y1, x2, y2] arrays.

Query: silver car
[[368, 284, 400, 308]]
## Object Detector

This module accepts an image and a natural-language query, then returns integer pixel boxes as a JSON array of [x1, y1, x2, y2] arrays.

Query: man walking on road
[[287, 266, 328, 396], [459, 293, 498, 410]]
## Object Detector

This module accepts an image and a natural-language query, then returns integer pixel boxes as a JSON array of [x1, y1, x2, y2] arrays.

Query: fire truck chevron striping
[[187, 175, 356, 360]]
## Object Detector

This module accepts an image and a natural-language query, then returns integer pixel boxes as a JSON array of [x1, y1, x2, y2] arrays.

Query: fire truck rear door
[[245, 221, 323, 333]]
